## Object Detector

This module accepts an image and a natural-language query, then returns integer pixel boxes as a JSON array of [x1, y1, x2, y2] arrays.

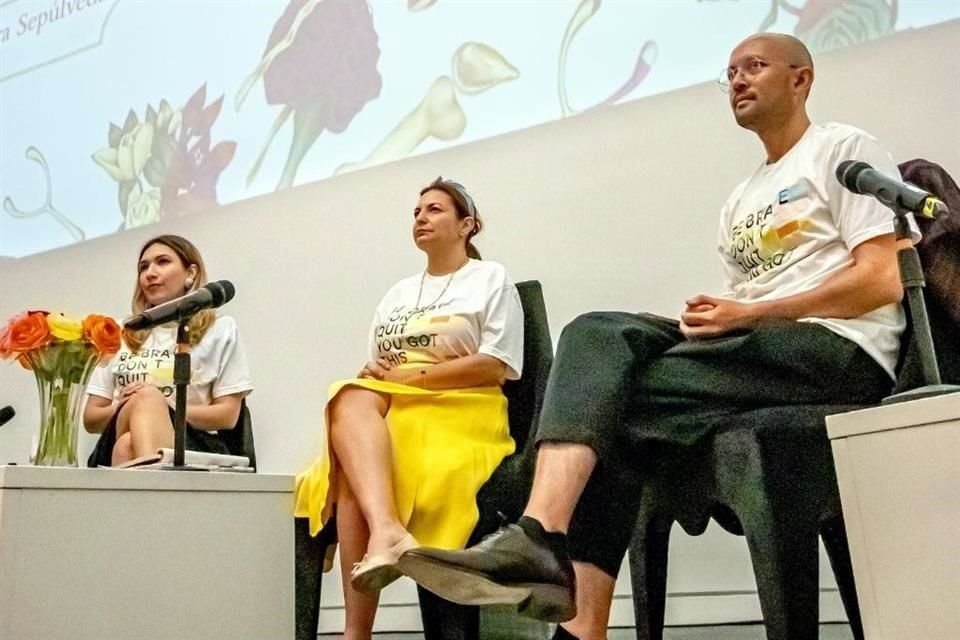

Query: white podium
[[827, 393, 960, 640], [0, 466, 294, 640]]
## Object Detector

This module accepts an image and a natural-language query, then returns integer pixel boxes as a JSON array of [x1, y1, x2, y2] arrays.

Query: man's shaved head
[[726, 32, 816, 135], [734, 33, 814, 70]]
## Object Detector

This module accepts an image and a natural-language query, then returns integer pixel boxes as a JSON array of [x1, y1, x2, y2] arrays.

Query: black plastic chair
[[295, 280, 554, 640], [628, 403, 869, 640], [627, 161, 960, 640], [220, 400, 257, 470]]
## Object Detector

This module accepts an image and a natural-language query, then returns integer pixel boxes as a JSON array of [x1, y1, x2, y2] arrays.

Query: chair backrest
[[218, 399, 257, 471], [894, 160, 960, 391], [503, 280, 554, 455], [470, 280, 554, 541]]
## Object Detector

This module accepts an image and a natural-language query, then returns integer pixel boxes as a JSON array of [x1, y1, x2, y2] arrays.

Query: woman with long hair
[[84, 234, 253, 466]]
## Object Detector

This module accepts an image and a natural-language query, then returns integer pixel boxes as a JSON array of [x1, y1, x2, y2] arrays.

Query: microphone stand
[[171, 317, 205, 470], [883, 205, 960, 404]]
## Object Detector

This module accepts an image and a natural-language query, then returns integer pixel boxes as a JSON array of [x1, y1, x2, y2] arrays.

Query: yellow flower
[[46, 314, 84, 341]]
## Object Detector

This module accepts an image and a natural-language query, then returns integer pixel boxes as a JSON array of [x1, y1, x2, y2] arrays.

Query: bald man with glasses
[[398, 33, 916, 640]]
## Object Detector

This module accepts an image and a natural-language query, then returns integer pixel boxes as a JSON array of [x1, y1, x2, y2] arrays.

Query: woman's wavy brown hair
[[123, 235, 215, 352], [420, 177, 483, 259]]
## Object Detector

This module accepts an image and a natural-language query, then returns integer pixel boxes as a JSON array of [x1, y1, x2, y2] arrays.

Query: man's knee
[[559, 311, 681, 357], [558, 312, 630, 347], [566, 311, 620, 332], [564, 311, 677, 338]]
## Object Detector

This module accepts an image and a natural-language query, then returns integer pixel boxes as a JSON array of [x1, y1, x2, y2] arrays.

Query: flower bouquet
[[0, 312, 121, 466]]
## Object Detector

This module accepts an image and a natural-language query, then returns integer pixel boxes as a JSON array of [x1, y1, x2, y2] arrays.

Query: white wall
[[1, 19, 958, 632]]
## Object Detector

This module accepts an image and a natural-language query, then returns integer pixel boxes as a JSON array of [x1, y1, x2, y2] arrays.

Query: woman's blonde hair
[[123, 234, 215, 352]]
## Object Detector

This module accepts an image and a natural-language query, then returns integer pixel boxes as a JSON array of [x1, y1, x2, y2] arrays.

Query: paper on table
[[110, 448, 250, 470]]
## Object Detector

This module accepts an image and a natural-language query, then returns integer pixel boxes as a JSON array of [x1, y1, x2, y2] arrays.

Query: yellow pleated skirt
[[294, 378, 515, 556]]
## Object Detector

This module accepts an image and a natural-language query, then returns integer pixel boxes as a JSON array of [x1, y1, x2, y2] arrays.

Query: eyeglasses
[[718, 57, 799, 93]]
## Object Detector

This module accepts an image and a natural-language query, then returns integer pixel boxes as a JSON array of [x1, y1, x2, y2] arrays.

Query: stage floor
[[319, 623, 854, 639]]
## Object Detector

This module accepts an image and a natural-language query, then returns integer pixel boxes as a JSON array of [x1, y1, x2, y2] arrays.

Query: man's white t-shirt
[[370, 259, 524, 380], [717, 123, 920, 378], [87, 315, 254, 408]]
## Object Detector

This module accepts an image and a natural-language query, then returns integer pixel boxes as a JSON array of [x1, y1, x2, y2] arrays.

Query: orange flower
[[0, 322, 11, 359], [82, 314, 121, 357], [0, 311, 52, 358]]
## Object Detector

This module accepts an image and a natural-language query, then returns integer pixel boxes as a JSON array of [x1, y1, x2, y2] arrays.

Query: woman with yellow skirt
[[295, 177, 524, 640]]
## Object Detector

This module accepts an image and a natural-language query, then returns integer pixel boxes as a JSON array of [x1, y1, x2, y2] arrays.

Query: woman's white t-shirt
[[369, 259, 524, 380], [87, 315, 254, 407]]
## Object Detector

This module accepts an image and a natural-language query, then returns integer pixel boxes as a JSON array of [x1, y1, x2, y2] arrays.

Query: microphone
[[836, 160, 949, 219], [0, 406, 14, 428], [124, 280, 235, 330]]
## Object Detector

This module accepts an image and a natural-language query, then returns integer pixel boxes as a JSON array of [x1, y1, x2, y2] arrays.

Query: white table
[[827, 392, 960, 640], [0, 466, 294, 640]]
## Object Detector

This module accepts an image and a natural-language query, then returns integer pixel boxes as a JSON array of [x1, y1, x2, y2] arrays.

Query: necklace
[[414, 258, 469, 312]]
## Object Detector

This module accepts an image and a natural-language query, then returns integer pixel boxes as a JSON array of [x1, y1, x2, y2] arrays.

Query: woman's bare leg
[[116, 386, 174, 458], [111, 431, 135, 465], [327, 387, 409, 554], [337, 475, 380, 640]]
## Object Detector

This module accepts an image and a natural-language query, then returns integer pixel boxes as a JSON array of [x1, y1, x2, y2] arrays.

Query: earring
[[184, 278, 195, 289]]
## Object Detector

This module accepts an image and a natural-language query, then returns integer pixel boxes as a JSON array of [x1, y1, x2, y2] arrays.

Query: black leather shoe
[[397, 524, 576, 622]]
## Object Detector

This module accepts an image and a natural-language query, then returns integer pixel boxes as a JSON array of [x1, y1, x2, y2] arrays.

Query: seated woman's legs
[[327, 386, 410, 559], [337, 471, 380, 640], [111, 432, 134, 466], [112, 386, 174, 464]]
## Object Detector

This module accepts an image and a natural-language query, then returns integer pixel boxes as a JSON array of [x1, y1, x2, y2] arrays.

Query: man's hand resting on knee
[[681, 234, 904, 340], [680, 295, 760, 339]]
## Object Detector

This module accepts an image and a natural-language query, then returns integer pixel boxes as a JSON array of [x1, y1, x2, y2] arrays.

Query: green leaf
[[143, 156, 167, 188], [108, 122, 123, 148], [153, 133, 178, 167], [118, 180, 136, 215], [123, 109, 139, 134]]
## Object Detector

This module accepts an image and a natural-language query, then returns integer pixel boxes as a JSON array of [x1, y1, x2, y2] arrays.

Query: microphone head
[[836, 160, 872, 194], [0, 405, 15, 427], [123, 315, 148, 330], [207, 280, 236, 306]]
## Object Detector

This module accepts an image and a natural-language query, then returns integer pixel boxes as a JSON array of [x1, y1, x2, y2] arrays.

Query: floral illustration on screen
[[92, 84, 237, 230], [335, 42, 519, 176], [408, 0, 437, 11], [4, 147, 86, 241], [558, 0, 658, 117], [792, 0, 897, 52], [702, 0, 897, 53], [235, 0, 382, 191]]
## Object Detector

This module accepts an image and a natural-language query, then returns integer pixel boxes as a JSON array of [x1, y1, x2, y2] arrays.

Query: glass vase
[[25, 343, 100, 467]]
